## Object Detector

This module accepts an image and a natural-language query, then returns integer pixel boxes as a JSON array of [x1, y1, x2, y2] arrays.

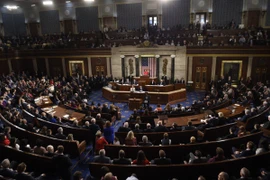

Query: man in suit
[[15, 162, 35, 180], [112, 150, 131, 165], [262, 115, 270, 129], [144, 123, 154, 132], [152, 150, 172, 165], [93, 149, 111, 164], [159, 79, 166, 86], [182, 121, 196, 131], [0, 159, 16, 179], [234, 141, 255, 158], [52, 145, 73, 180], [118, 122, 131, 132], [154, 121, 168, 132], [138, 135, 153, 146], [238, 109, 251, 123], [55, 127, 66, 139], [143, 92, 150, 108]]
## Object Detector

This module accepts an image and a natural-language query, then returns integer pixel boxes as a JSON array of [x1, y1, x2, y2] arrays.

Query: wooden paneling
[[48, 58, 63, 77], [91, 57, 107, 76], [11, 59, 34, 75], [192, 57, 212, 90], [29, 23, 39, 36], [65, 58, 88, 76], [36, 58, 47, 76], [64, 20, 74, 34], [216, 57, 248, 81], [0, 60, 9, 75], [247, 10, 260, 28], [251, 57, 270, 82]]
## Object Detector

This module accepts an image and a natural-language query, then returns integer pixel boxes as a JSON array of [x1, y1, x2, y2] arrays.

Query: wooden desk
[[102, 87, 186, 105], [128, 98, 142, 110], [41, 106, 85, 122], [154, 104, 245, 127], [34, 96, 53, 108]]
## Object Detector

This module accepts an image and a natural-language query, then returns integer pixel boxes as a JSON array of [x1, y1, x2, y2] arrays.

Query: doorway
[[148, 15, 158, 27], [195, 67, 208, 90]]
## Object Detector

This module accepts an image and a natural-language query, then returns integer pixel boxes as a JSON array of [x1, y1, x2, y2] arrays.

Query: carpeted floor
[[70, 89, 206, 178]]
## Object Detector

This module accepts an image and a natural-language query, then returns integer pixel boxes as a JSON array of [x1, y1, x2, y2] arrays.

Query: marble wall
[[111, 46, 187, 80]]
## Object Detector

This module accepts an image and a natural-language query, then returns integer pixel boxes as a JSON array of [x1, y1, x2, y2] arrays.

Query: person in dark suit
[[118, 122, 131, 132], [15, 162, 35, 180], [112, 150, 131, 165], [182, 121, 196, 131], [179, 77, 185, 84], [188, 150, 208, 164], [93, 149, 111, 164], [138, 135, 153, 146], [262, 115, 270, 130], [237, 167, 252, 180], [238, 109, 251, 123], [133, 123, 142, 133], [154, 121, 168, 132], [159, 79, 166, 86], [143, 92, 150, 109], [52, 145, 72, 180], [221, 126, 237, 140], [234, 141, 255, 158], [144, 123, 154, 132], [0, 159, 16, 179], [54, 127, 66, 139], [152, 150, 172, 165]]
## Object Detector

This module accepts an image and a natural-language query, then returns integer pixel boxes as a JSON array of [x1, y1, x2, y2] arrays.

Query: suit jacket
[[93, 155, 111, 163], [89, 124, 100, 135], [236, 149, 255, 158], [0, 168, 17, 179], [113, 158, 131, 165], [15, 173, 35, 180], [154, 125, 168, 132], [152, 158, 172, 165], [118, 127, 131, 133], [263, 121, 270, 130]]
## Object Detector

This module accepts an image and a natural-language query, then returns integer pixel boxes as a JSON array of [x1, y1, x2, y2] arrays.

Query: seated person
[[154, 121, 168, 132], [232, 141, 255, 158], [138, 135, 153, 146], [130, 85, 136, 92], [133, 123, 142, 133], [118, 122, 131, 132], [151, 150, 172, 165], [132, 150, 150, 165], [237, 109, 251, 123], [161, 133, 171, 145], [208, 147, 226, 162], [112, 150, 131, 165], [0, 159, 17, 179], [187, 150, 208, 164], [261, 115, 270, 130], [170, 122, 181, 131], [221, 126, 237, 140], [144, 123, 154, 132], [125, 131, 137, 145], [182, 121, 196, 131], [93, 149, 111, 164]]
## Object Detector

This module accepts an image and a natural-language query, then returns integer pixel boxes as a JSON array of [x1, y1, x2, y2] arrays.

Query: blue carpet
[[72, 89, 205, 178]]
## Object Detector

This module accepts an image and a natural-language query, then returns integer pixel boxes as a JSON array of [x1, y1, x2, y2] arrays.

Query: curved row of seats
[[0, 113, 86, 158]]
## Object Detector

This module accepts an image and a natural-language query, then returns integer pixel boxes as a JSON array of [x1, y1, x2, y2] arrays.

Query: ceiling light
[[5, 5, 19, 10], [66, 1, 71, 3], [84, 0, 94, 2], [43, 1, 53, 5], [31, 4, 36, 7]]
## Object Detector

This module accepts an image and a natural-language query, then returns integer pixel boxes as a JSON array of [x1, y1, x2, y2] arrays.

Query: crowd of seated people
[[1, 22, 269, 52]]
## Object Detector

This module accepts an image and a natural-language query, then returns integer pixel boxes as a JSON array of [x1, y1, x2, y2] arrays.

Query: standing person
[[52, 145, 72, 180], [95, 130, 108, 154], [103, 121, 114, 144]]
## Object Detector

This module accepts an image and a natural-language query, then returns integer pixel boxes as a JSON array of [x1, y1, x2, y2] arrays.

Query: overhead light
[[43, 1, 53, 5], [31, 4, 36, 7], [5, 5, 19, 10], [66, 1, 71, 3], [84, 0, 94, 2]]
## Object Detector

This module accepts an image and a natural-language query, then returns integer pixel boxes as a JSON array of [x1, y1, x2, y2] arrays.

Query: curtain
[[2, 13, 26, 36], [40, 10, 60, 34], [76, 6, 99, 32], [162, 0, 190, 28]]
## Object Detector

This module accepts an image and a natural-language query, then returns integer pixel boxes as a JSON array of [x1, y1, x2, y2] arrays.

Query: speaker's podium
[[129, 98, 142, 110]]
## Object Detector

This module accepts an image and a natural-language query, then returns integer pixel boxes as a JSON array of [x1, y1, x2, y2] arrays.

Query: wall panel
[[76, 6, 99, 32], [40, 10, 60, 34]]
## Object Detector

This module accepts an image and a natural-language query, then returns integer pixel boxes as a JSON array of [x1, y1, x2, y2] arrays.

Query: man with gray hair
[[118, 122, 131, 132], [55, 127, 66, 139], [0, 159, 16, 178], [93, 149, 111, 164], [138, 135, 153, 146]]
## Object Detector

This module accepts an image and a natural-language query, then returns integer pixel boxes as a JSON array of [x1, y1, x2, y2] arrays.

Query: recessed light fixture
[[31, 4, 36, 7], [84, 0, 94, 2], [43, 1, 53, 5], [5, 5, 19, 10], [66, 1, 71, 3]]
